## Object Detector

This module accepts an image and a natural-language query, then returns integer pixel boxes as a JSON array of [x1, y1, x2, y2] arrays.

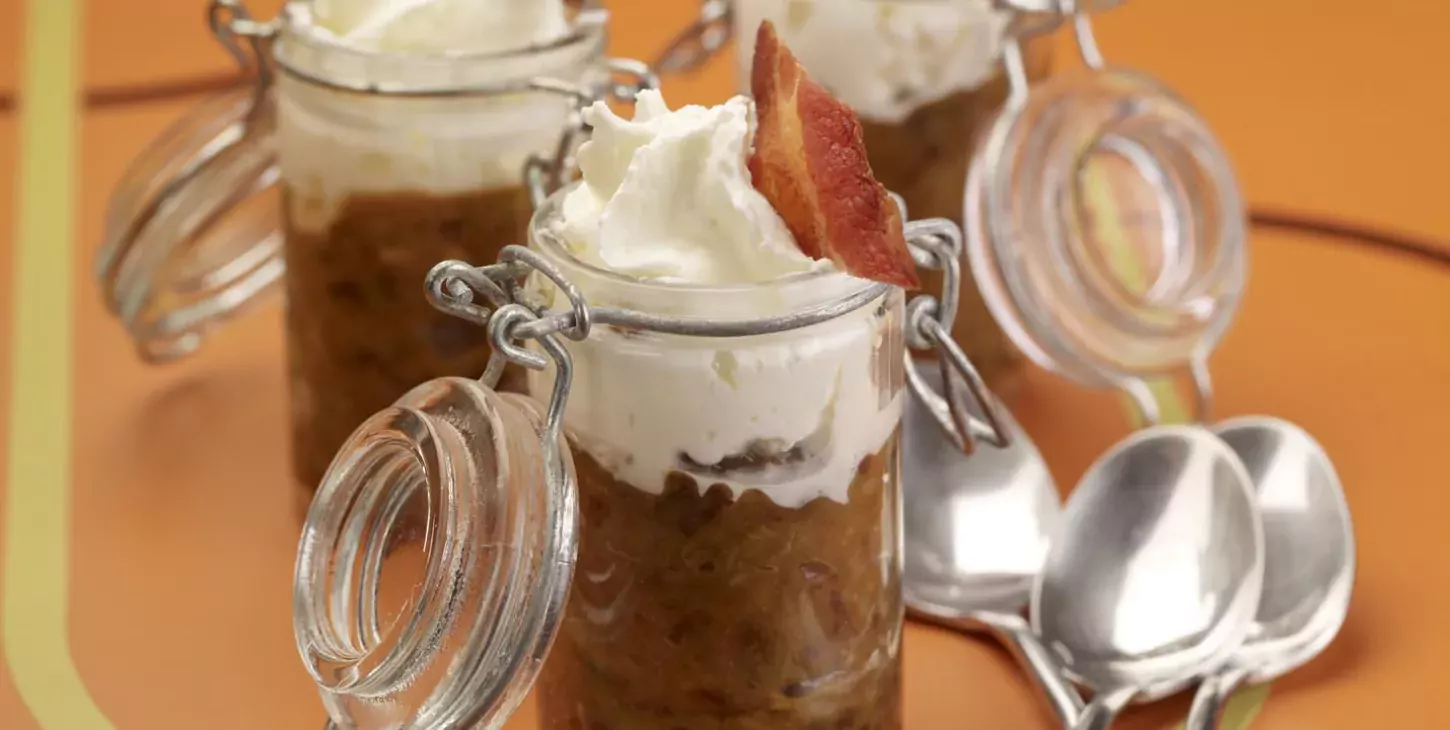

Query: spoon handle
[[1184, 666, 1252, 730], [973, 611, 1084, 728], [1072, 686, 1136, 730]]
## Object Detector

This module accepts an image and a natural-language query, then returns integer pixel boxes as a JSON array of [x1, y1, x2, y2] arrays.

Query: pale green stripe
[[2, 0, 115, 727], [1082, 165, 1268, 729]]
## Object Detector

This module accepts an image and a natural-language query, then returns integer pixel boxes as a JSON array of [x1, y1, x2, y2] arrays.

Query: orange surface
[[2, 1, 1449, 729]]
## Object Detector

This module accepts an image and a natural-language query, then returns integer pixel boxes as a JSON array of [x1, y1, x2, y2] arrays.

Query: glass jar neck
[[274, 1, 608, 96], [968, 67, 1246, 387], [295, 380, 575, 730]]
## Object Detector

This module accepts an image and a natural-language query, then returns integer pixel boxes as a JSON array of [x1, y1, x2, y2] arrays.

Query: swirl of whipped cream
[[556, 90, 829, 284]]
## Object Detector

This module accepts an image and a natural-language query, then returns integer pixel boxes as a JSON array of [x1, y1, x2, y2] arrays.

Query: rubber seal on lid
[[294, 377, 578, 730], [95, 84, 281, 364]]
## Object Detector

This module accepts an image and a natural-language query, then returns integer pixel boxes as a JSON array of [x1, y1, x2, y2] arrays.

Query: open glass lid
[[95, 2, 282, 363], [294, 373, 579, 729], [964, 2, 1247, 407]]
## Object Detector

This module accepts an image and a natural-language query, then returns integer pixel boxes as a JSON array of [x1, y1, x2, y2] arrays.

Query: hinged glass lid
[[295, 376, 579, 730], [96, 1, 281, 363], [965, 3, 1247, 402]]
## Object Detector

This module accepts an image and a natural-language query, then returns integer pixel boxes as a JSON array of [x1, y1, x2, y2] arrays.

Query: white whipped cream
[[733, 0, 1011, 124], [276, 0, 583, 230], [534, 91, 904, 509], [309, 0, 568, 54], [556, 90, 827, 283]]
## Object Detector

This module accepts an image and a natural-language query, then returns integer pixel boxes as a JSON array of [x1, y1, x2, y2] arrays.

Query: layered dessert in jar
[[530, 23, 918, 729], [734, 0, 1053, 392], [278, 0, 591, 491]]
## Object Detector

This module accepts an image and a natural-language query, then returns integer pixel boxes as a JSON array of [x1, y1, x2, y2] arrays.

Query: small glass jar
[[274, 4, 603, 493], [95, 0, 606, 495], [731, 0, 1053, 394], [523, 197, 906, 729], [289, 187, 1012, 730]]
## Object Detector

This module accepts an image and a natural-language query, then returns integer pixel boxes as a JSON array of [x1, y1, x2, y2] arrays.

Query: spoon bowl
[[1185, 417, 1354, 728], [1217, 417, 1354, 681], [903, 368, 1060, 617], [902, 365, 1081, 726], [1034, 425, 1265, 728]]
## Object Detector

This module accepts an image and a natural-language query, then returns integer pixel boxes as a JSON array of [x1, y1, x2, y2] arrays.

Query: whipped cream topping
[[310, 0, 568, 54], [276, 0, 585, 230], [556, 90, 826, 284], [734, 0, 1011, 124], [535, 91, 904, 509]]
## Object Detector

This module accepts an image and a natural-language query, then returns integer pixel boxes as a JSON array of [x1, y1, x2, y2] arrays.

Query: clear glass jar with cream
[[95, 0, 609, 497], [730, 0, 1053, 393], [531, 212, 906, 730]]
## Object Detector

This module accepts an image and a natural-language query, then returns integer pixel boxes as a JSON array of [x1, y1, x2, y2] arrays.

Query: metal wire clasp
[[655, 0, 734, 75], [209, 0, 280, 114], [999, 0, 1117, 106], [901, 219, 1012, 453], [424, 217, 1012, 461]]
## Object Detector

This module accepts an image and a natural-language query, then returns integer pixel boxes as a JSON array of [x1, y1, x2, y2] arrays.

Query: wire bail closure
[[655, 0, 735, 74], [424, 210, 1013, 462], [208, 0, 280, 105]]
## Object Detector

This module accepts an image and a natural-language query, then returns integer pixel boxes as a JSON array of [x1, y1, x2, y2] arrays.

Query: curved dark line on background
[[0, 71, 246, 114], [1249, 209, 1450, 270], [84, 71, 247, 109]]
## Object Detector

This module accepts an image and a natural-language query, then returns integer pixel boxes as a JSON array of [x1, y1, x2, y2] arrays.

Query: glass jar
[[731, 0, 1053, 394], [291, 187, 1006, 730], [523, 197, 907, 729], [94, 0, 607, 496]]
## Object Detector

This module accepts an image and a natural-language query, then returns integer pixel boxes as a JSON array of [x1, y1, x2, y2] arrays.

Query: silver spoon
[[903, 366, 1084, 727], [1183, 416, 1355, 729], [1033, 425, 1265, 730]]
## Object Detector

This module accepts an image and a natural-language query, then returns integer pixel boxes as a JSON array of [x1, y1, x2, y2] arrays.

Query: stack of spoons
[[903, 367, 1356, 730]]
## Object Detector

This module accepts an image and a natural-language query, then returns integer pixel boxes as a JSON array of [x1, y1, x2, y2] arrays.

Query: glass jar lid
[[294, 376, 579, 729], [965, 12, 1247, 397], [95, 2, 282, 363]]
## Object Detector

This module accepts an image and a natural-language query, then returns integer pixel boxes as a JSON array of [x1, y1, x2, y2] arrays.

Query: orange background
[[0, 1, 1447, 728]]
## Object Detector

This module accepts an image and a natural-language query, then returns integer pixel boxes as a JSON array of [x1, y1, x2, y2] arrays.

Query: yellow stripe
[[2, 0, 114, 726]]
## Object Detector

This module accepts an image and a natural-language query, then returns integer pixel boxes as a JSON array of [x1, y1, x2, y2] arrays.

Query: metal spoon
[[1033, 425, 1265, 730], [903, 365, 1084, 727], [1183, 416, 1355, 729]]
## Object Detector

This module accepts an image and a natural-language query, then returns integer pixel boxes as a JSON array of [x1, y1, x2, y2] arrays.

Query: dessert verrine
[[531, 23, 915, 729], [733, 0, 1053, 392], [279, 0, 599, 492]]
